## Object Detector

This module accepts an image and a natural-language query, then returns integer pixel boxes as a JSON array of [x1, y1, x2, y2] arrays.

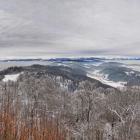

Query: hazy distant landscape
[[1, 59, 140, 88]]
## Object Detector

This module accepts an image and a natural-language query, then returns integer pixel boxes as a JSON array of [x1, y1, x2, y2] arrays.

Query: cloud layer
[[0, 0, 140, 58]]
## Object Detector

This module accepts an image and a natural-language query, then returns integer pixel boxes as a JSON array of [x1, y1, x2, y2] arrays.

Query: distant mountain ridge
[[0, 57, 140, 62]]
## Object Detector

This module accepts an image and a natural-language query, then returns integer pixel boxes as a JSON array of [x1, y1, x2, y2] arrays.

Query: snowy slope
[[87, 70, 126, 89], [2, 73, 20, 82]]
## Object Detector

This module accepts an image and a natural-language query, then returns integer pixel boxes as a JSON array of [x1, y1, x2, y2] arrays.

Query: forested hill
[[0, 64, 112, 91]]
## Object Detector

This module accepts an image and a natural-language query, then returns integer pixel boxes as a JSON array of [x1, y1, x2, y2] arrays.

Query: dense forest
[[0, 71, 140, 140]]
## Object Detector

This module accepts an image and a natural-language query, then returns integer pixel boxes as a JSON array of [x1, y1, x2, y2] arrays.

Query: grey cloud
[[0, 0, 140, 58]]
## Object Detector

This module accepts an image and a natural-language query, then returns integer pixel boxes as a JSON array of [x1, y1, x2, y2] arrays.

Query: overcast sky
[[0, 0, 140, 58]]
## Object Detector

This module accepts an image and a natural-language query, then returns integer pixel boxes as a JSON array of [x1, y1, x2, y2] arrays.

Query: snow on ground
[[125, 72, 129, 75], [2, 73, 21, 82], [121, 62, 140, 72], [84, 65, 90, 68], [92, 62, 102, 66], [122, 65, 140, 72], [125, 71, 135, 75], [87, 70, 126, 89], [57, 64, 62, 66]]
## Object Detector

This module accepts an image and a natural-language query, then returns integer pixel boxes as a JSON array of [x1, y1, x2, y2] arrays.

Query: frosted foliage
[[0, 72, 140, 139]]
